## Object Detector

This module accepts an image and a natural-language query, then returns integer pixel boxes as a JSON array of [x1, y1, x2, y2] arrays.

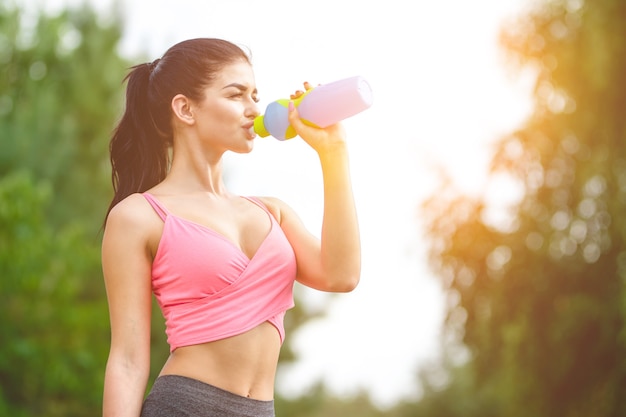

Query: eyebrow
[[222, 83, 257, 95]]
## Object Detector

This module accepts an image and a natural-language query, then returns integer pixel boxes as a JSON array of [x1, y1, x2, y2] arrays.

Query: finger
[[287, 101, 307, 131], [303, 81, 321, 91], [287, 101, 299, 122], [290, 90, 305, 99]]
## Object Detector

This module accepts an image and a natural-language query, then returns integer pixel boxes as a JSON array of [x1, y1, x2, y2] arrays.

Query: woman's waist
[[159, 322, 281, 400]]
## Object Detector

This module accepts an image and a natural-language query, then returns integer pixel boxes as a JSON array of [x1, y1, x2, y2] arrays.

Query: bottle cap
[[253, 115, 270, 137]]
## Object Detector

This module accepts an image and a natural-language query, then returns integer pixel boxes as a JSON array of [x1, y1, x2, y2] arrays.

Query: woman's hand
[[287, 82, 347, 154], [279, 82, 361, 293], [288, 81, 313, 100]]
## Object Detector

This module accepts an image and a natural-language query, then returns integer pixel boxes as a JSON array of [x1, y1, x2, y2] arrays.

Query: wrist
[[316, 140, 349, 159]]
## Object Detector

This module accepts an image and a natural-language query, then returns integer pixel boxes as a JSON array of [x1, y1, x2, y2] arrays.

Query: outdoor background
[[1, 0, 625, 415]]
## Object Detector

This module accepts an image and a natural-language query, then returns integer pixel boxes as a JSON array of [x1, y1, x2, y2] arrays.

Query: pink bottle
[[254, 76, 374, 141]]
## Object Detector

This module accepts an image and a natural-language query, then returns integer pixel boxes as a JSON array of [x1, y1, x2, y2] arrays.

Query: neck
[[166, 144, 229, 196]]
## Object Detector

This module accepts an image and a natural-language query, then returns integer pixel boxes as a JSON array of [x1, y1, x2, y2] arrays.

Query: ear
[[171, 94, 195, 125]]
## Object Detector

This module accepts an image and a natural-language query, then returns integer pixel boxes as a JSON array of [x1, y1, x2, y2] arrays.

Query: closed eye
[[228, 92, 259, 104], [223, 83, 258, 103]]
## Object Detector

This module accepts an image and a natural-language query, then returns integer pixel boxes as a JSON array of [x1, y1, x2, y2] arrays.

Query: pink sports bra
[[143, 193, 297, 352]]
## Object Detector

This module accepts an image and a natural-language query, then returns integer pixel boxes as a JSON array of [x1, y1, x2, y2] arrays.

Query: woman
[[101, 38, 360, 417]]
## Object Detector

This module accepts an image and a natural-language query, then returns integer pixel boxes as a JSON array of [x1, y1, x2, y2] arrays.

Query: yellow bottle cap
[[253, 115, 270, 138]]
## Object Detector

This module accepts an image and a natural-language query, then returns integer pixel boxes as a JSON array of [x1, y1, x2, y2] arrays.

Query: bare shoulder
[[105, 193, 159, 236], [255, 196, 291, 225], [255, 196, 303, 228]]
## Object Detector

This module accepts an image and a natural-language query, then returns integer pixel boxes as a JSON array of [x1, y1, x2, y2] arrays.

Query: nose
[[246, 99, 260, 119]]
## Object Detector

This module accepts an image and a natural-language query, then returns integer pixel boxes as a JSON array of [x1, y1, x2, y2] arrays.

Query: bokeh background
[[1, 0, 625, 415]]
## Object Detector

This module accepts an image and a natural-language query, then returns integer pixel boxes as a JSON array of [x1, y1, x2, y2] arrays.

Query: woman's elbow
[[335, 277, 360, 292], [300, 260, 361, 292], [328, 268, 361, 293]]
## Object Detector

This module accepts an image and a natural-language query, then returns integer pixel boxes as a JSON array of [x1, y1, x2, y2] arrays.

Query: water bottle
[[254, 75, 374, 141]]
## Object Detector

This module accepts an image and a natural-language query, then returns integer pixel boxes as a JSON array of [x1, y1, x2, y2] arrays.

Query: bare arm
[[102, 195, 154, 417], [270, 93, 361, 292]]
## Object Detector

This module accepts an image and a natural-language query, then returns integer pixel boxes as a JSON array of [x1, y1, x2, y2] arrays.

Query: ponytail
[[105, 62, 170, 221], [104, 38, 252, 224]]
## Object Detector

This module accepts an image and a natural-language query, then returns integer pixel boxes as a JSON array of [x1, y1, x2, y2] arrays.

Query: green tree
[[420, 0, 626, 415], [0, 171, 109, 416], [0, 3, 128, 415], [275, 383, 387, 417], [0, 2, 125, 229], [0, 3, 357, 415]]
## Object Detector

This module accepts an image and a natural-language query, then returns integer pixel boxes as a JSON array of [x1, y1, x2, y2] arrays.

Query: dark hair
[[105, 38, 251, 221]]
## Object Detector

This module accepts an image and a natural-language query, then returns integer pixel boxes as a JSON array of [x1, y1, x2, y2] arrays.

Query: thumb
[[288, 100, 314, 138], [287, 100, 302, 127]]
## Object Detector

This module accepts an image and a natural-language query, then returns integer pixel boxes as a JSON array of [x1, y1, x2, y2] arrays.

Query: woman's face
[[192, 60, 260, 154]]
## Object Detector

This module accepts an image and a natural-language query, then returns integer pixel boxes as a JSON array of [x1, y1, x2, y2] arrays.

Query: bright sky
[[25, 0, 533, 408]]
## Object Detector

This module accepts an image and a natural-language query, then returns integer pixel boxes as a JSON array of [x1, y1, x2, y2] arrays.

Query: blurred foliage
[[0, 171, 108, 416], [0, 3, 127, 415], [420, 0, 626, 416], [4, 0, 624, 415], [0, 2, 124, 228], [276, 383, 387, 417], [0, 2, 337, 415]]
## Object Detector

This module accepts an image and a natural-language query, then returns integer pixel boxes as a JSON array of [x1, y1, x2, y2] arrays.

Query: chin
[[233, 142, 254, 154]]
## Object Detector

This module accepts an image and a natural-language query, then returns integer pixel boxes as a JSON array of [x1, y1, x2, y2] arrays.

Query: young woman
[[101, 38, 360, 416]]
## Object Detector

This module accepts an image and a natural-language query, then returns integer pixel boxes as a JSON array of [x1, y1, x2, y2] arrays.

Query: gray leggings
[[140, 375, 275, 417]]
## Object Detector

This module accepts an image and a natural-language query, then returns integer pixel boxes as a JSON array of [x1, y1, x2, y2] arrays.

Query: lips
[[243, 122, 256, 139]]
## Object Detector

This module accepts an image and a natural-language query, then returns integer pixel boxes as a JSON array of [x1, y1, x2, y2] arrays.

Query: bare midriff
[[159, 321, 281, 400]]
